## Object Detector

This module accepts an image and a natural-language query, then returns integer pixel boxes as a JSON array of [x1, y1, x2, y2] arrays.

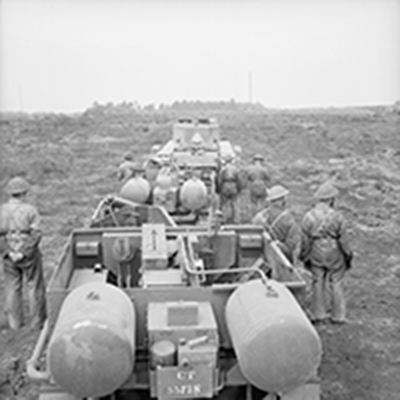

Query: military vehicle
[[117, 118, 240, 225], [27, 201, 322, 400]]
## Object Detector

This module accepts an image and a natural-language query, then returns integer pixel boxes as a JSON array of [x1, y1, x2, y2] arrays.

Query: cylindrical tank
[[225, 279, 321, 395], [179, 177, 208, 211], [47, 283, 135, 399], [120, 176, 151, 204]]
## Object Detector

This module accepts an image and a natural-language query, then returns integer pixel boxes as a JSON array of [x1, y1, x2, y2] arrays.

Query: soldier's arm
[[298, 216, 312, 262], [20, 207, 42, 258], [284, 215, 301, 259], [262, 169, 271, 186], [336, 213, 353, 257]]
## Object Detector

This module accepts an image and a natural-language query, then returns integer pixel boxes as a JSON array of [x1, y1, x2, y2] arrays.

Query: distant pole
[[248, 72, 253, 103]]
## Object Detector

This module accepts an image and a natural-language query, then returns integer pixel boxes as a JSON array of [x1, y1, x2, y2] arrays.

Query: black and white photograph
[[1, 1, 399, 399]]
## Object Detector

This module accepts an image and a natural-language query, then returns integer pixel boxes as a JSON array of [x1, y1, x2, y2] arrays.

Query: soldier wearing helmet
[[252, 185, 300, 264], [245, 154, 271, 215], [0, 177, 47, 330], [117, 152, 139, 182], [299, 181, 353, 324]]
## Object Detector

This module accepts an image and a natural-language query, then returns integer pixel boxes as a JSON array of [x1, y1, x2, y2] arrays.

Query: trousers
[[309, 265, 346, 322], [2, 248, 47, 330]]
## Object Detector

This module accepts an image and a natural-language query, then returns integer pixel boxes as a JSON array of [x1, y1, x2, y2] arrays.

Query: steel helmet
[[123, 152, 134, 161], [314, 182, 339, 200], [149, 155, 161, 165], [234, 145, 242, 155], [6, 177, 30, 195], [266, 185, 289, 202]]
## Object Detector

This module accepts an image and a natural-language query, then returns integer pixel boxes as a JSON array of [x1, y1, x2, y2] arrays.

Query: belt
[[7, 229, 31, 235]]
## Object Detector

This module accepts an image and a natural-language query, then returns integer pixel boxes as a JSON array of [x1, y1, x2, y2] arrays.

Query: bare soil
[[1, 107, 400, 399]]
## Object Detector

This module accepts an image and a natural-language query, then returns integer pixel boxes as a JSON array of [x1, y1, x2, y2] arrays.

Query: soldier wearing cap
[[143, 155, 162, 191], [245, 154, 271, 215], [218, 154, 242, 223], [299, 181, 353, 324], [0, 177, 47, 330], [252, 185, 300, 263], [117, 152, 139, 182]]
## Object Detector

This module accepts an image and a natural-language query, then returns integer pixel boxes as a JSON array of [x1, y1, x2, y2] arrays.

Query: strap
[[311, 208, 338, 240], [264, 209, 289, 239]]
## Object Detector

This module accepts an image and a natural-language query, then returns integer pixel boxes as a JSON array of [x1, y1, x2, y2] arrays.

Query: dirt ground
[[0, 107, 399, 399]]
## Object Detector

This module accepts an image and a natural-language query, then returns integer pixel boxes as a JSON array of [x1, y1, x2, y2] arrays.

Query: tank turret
[[179, 177, 208, 211], [120, 176, 151, 204]]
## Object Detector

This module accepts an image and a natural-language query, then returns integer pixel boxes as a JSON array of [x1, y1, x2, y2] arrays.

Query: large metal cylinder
[[47, 283, 135, 399], [179, 177, 208, 211], [225, 279, 321, 395], [120, 176, 151, 204]]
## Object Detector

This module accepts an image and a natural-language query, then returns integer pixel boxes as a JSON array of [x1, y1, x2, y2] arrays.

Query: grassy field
[[1, 107, 400, 399]]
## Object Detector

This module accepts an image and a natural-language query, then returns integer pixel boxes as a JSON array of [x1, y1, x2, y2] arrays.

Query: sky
[[1, 0, 399, 113]]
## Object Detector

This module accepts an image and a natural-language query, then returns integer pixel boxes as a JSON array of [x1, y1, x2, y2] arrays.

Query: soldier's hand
[[9, 251, 24, 262]]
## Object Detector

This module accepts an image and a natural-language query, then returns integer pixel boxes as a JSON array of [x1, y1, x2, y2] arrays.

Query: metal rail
[[26, 319, 51, 382]]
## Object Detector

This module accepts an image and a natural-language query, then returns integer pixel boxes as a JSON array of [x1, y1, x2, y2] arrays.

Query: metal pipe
[[179, 235, 271, 287], [26, 319, 51, 382]]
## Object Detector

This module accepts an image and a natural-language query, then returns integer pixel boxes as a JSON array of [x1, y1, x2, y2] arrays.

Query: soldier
[[299, 181, 353, 324], [218, 155, 242, 224], [0, 177, 47, 330], [117, 152, 138, 182], [246, 154, 271, 215], [252, 185, 300, 263]]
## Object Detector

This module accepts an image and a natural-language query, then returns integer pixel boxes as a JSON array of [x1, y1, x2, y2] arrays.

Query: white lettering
[[177, 370, 196, 380], [166, 384, 203, 396]]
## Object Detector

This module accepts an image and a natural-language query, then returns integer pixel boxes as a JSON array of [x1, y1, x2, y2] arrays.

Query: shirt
[[0, 198, 42, 256], [252, 206, 300, 261], [117, 161, 137, 182], [300, 202, 352, 270]]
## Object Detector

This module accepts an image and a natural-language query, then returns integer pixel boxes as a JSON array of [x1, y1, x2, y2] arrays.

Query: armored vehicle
[[27, 202, 321, 400], [118, 118, 240, 225]]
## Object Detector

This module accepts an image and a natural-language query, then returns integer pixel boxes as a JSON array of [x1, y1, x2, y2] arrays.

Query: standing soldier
[[299, 181, 353, 324], [117, 152, 138, 182], [218, 154, 242, 223], [252, 185, 300, 264], [0, 177, 47, 330], [246, 154, 271, 215]]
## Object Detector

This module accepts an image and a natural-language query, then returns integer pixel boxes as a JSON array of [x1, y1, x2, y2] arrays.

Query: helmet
[[149, 155, 161, 165], [6, 177, 30, 195], [234, 145, 242, 155], [253, 154, 264, 162], [314, 182, 339, 200], [266, 185, 289, 202], [224, 153, 234, 162], [151, 144, 161, 154], [124, 152, 134, 161]]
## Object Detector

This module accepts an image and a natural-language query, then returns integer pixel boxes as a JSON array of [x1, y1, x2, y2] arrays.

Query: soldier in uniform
[[117, 152, 138, 182], [0, 177, 47, 330], [252, 185, 300, 264], [246, 154, 271, 215], [299, 181, 353, 324], [218, 155, 242, 224]]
